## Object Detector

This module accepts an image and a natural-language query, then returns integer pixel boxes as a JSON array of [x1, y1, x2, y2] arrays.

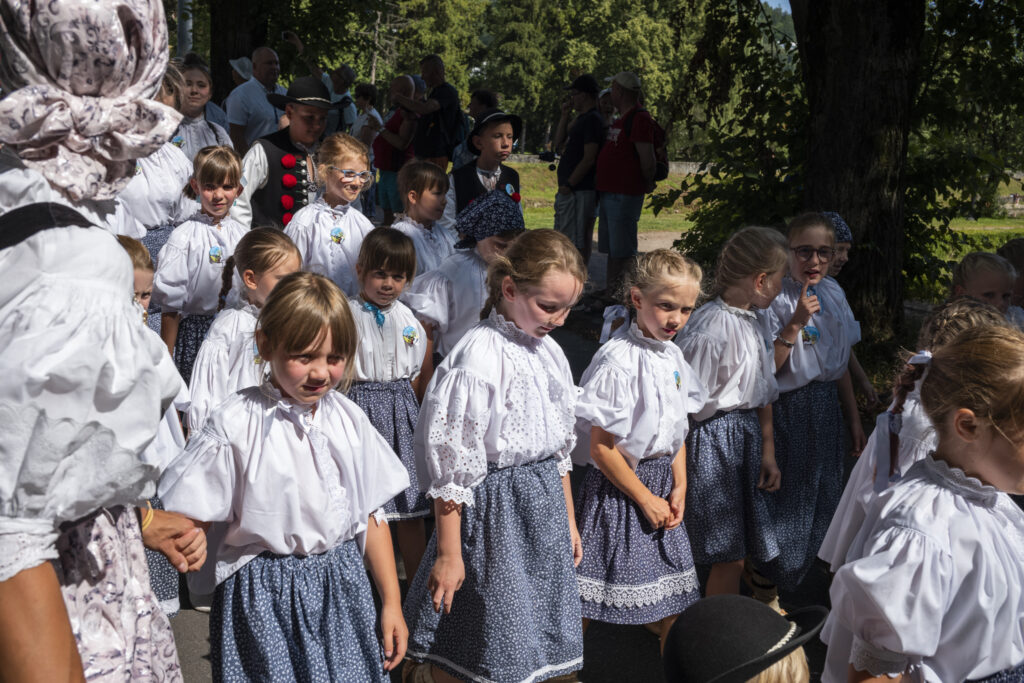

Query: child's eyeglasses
[[791, 246, 835, 262], [329, 167, 373, 184]]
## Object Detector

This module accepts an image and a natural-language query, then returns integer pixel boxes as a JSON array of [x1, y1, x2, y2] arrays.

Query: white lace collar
[[924, 454, 1001, 505], [626, 320, 671, 352], [715, 296, 758, 321], [487, 308, 541, 347], [259, 380, 319, 422], [400, 215, 437, 232], [316, 197, 353, 217], [190, 210, 229, 228]]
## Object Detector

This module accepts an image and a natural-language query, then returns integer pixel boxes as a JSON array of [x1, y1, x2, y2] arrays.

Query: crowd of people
[[2, 1, 1024, 683]]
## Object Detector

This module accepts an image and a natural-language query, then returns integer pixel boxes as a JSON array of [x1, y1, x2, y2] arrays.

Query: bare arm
[[393, 94, 440, 116], [160, 312, 180, 358], [552, 101, 572, 152], [773, 281, 818, 370], [848, 665, 905, 683], [427, 498, 464, 613], [848, 349, 879, 407], [283, 31, 325, 80], [562, 473, 583, 566], [838, 369, 867, 454], [364, 517, 407, 671], [666, 445, 687, 529], [411, 330, 434, 402], [635, 140, 655, 189], [378, 115, 417, 151], [756, 404, 781, 491], [590, 426, 671, 529], [566, 142, 600, 188]]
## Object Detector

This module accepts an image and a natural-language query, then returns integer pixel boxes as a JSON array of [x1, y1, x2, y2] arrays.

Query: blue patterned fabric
[[173, 313, 214, 385], [574, 457, 700, 625], [143, 496, 180, 618], [970, 663, 1024, 682], [404, 458, 584, 683], [348, 379, 429, 520], [761, 380, 844, 591], [141, 223, 175, 336], [685, 409, 780, 565], [210, 540, 387, 683]]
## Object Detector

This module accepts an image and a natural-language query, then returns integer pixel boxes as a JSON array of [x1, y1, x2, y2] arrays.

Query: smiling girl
[[176, 53, 233, 161]]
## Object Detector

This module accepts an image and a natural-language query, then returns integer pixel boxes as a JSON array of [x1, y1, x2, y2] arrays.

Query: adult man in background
[[226, 46, 286, 155], [393, 54, 460, 171], [283, 32, 358, 134], [369, 75, 418, 225]]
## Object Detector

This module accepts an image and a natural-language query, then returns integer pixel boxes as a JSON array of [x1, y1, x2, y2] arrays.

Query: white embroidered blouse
[[402, 248, 488, 356], [393, 215, 458, 276], [285, 198, 372, 297], [349, 296, 427, 382]]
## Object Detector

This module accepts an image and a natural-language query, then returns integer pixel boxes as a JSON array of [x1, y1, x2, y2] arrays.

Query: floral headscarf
[[0, 0, 182, 201]]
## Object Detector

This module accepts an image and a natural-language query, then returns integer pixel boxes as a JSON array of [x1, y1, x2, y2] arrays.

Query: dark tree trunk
[[791, 0, 926, 341], [209, 2, 271, 104]]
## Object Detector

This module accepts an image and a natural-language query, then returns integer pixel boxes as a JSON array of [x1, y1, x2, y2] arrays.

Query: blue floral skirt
[[173, 313, 214, 385], [210, 540, 387, 683], [761, 380, 844, 590], [348, 379, 429, 520], [685, 409, 780, 565], [404, 458, 584, 683], [575, 457, 699, 625], [970, 662, 1024, 682], [143, 496, 180, 617], [141, 224, 174, 337]]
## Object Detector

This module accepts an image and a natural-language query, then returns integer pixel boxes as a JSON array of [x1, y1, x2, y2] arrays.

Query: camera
[[538, 150, 557, 171]]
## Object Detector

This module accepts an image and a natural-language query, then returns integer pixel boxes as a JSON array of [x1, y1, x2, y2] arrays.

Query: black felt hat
[[267, 76, 335, 110], [467, 109, 523, 155], [662, 596, 828, 683]]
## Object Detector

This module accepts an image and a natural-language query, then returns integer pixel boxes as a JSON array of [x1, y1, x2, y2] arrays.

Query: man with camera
[[553, 74, 604, 266]]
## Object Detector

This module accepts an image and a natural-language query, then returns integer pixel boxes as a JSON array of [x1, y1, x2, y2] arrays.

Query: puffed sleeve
[[680, 359, 709, 417], [187, 336, 230, 432], [283, 207, 324, 274], [230, 143, 268, 228], [414, 368, 495, 506], [158, 425, 238, 524], [676, 331, 723, 398], [436, 176, 457, 239], [829, 526, 952, 677], [576, 361, 634, 441], [402, 268, 451, 332], [151, 230, 191, 312], [348, 414, 411, 525]]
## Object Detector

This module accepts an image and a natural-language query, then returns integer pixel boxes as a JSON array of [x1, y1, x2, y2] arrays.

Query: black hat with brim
[[662, 596, 829, 683], [267, 76, 336, 110], [467, 109, 523, 155]]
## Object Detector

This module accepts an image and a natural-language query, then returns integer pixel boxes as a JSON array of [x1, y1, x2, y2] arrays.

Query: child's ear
[[255, 330, 271, 361], [406, 190, 419, 206], [501, 275, 517, 302], [629, 286, 644, 310], [355, 264, 363, 280], [189, 177, 200, 195], [952, 407, 981, 442], [242, 269, 259, 291]]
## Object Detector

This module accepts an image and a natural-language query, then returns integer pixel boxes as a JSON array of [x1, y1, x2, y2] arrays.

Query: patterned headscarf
[[454, 189, 525, 248], [0, 0, 182, 201], [822, 211, 853, 244]]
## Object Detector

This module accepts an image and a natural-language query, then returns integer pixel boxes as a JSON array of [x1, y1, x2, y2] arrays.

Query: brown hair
[[920, 324, 1024, 446], [316, 133, 370, 181], [183, 145, 243, 198], [160, 60, 186, 112], [356, 227, 417, 283], [482, 229, 587, 319], [257, 272, 359, 392], [786, 211, 835, 244], [397, 160, 449, 206], [218, 228, 301, 311], [950, 251, 1016, 295], [997, 238, 1024, 274], [181, 52, 212, 80], [116, 235, 154, 272], [714, 226, 789, 295], [620, 248, 703, 307]]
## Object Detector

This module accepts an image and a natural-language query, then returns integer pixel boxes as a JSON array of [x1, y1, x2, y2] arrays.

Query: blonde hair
[[257, 272, 359, 392], [746, 647, 810, 683], [316, 133, 370, 182], [183, 145, 243, 199], [218, 228, 301, 311], [620, 248, 703, 307], [715, 226, 789, 294], [786, 212, 835, 245], [951, 251, 1017, 295], [115, 235, 154, 272], [997, 238, 1024, 274], [482, 229, 586, 319], [920, 324, 1024, 445]]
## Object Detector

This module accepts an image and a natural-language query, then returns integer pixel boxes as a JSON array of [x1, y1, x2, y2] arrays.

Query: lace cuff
[[0, 521, 60, 582], [557, 456, 573, 477], [850, 635, 909, 678], [426, 482, 475, 507], [371, 507, 387, 526]]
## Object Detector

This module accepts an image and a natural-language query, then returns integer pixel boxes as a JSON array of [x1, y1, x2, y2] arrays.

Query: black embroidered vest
[[253, 128, 315, 229], [452, 164, 520, 214]]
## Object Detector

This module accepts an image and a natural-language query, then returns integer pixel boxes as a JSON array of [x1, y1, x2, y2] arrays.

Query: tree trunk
[[791, 0, 926, 341], [209, 1, 271, 104]]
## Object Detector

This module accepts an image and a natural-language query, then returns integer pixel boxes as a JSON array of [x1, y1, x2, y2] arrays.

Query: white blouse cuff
[[850, 635, 909, 678], [371, 507, 388, 526], [426, 482, 475, 507], [557, 457, 573, 477], [0, 522, 60, 582]]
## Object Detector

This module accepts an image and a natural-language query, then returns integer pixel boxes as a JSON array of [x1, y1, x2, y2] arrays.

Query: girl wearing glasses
[[285, 133, 375, 297], [754, 212, 866, 596]]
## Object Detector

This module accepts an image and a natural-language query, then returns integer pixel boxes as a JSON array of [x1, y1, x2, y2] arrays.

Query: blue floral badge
[[801, 325, 820, 345], [171, 134, 184, 148], [330, 226, 345, 244], [134, 162, 142, 176], [505, 183, 515, 196], [402, 325, 419, 345], [209, 245, 223, 263], [674, 370, 681, 389], [252, 339, 262, 364]]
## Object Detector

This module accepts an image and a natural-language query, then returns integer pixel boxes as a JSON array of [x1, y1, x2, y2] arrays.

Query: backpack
[[623, 108, 669, 183], [448, 111, 471, 157]]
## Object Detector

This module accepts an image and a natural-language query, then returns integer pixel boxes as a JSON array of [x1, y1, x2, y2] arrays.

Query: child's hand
[[666, 486, 686, 529], [850, 421, 867, 457], [427, 553, 465, 614], [379, 603, 408, 671], [141, 510, 208, 573], [790, 281, 821, 327], [640, 493, 673, 530], [857, 376, 880, 409], [758, 455, 782, 492], [569, 523, 583, 567]]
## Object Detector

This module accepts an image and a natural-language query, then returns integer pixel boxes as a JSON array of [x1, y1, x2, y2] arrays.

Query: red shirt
[[373, 108, 415, 172], [595, 106, 656, 196]]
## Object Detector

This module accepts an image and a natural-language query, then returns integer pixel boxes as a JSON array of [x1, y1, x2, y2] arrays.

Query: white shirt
[[351, 107, 383, 165], [284, 198, 373, 297], [320, 76, 358, 134], [114, 142, 195, 238], [574, 322, 707, 469], [675, 298, 777, 422], [393, 215, 458, 276], [231, 140, 319, 228], [175, 115, 233, 164], [225, 77, 286, 145], [186, 301, 263, 432], [415, 310, 577, 506], [402, 248, 488, 356], [819, 382, 935, 572], [822, 455, 1024, 682], [756, 276, 860, 392], [350, 297, 426, 382], [152, 213, 247, 316], [0, 153, 183, 580], [159, 383, 410, 590]]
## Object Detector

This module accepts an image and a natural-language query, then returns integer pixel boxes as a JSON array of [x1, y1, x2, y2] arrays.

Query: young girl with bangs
[[823, 325, 1024, 682], [160, 272, 410, 681], [572, 249, 707, 650], [675, 226, 788, 597], [403, 230, 587, 683], [154, 145, 247, 383]]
